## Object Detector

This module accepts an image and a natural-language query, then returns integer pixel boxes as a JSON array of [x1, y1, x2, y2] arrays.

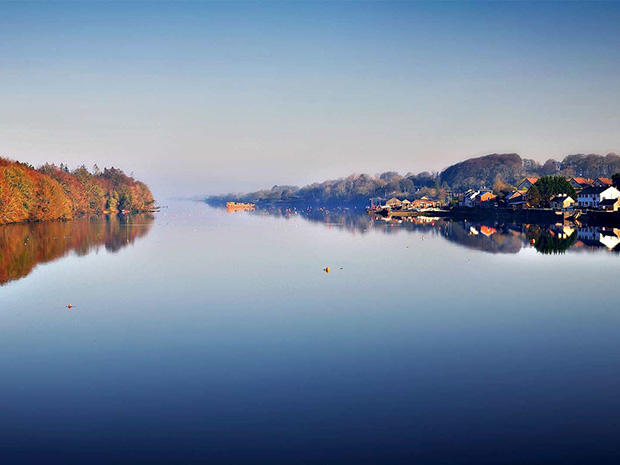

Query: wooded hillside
[[0, 158, 154, 225]]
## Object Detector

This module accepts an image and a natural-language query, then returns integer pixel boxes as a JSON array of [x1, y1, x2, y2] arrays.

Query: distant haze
[[1, 1, 619, 200]]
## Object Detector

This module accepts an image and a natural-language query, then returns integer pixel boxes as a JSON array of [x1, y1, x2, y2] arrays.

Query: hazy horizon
[[2, 1, 620, 200]]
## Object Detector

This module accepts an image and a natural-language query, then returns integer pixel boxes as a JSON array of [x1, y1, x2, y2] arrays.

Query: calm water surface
[[1, 202, 619, 464]]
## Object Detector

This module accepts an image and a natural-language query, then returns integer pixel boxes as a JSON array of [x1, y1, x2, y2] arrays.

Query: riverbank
[[1, 157, 155, 225]]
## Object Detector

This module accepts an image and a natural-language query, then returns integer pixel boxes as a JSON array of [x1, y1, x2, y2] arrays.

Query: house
[[517, 177, 539, 191], [461, 190, 480, 208], [577, 186, 620, 209], [385, 197, 402, 209], [568, 177, 594, 190], [475, 191, 497, 206], [400, 199, 411, 209], [549, 194, 575, 211], [598, 198, 620, 212], [594, 177, 613, 188], [410, 197, 439, 209], [505, 191, 526, 209]]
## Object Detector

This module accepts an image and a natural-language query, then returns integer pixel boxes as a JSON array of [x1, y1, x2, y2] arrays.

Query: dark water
[[1, 203, 619, 464]]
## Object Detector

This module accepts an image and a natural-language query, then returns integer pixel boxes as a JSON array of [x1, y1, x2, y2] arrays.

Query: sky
[[1, 1, 620, 199]]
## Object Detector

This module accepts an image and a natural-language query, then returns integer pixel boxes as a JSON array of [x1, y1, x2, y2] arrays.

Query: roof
[[599, 198, 619, 206], [571, 177, 594, 186], [597, 177, 613, 185], [550, 195, 574, 203], [578, 186, 608, 196], [505, 191, 523, 201]]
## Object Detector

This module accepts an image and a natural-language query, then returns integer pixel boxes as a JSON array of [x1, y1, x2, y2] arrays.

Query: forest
[[206, 152, 620, 206], [0, 157, 154, 225]]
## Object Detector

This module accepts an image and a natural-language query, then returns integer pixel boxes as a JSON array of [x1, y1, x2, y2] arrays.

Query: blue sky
[[1, 1, 619, 198]]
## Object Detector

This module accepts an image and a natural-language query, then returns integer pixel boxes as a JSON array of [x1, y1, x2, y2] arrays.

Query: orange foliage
[[0, 158, 154, 225]]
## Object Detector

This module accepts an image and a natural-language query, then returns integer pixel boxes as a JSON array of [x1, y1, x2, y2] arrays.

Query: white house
[[462, 190, 480, 208], [550, 194, 575, 211], [577, 186, 620, 209]]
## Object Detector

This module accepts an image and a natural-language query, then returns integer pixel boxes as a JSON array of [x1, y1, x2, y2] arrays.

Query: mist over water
[[0, 202, 618, 464]]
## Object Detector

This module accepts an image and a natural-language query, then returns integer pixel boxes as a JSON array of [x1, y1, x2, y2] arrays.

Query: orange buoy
[[67, 304, 73, 309], [325, 267, 330, 273]]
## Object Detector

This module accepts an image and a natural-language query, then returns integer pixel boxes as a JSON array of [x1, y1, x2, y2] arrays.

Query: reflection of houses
[[549, 194, 575, 211], [594, 177, 613, 188], [479, 225, 497, 236], [551, 224, 575, 239], [577, 186, 620, 209], [577, 227, 620, 249], [517, 178, 538, 191]]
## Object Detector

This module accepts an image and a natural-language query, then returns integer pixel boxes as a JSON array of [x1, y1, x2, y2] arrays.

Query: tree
[[532, 176, 577, 207], [612, 173, 620, 189], [526, 185, 542, 208]]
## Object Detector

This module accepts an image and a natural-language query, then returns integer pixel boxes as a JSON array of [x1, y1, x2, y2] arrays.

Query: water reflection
[[0, 214, 153, 285], [247, 206, 620, 255]]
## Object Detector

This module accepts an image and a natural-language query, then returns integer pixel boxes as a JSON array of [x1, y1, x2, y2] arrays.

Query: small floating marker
[[66, 304, 73, 309], [325, 267, 330, 273]]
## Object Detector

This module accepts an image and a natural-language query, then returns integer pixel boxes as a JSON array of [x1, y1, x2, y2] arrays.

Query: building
[[517, 177, 539, 191], [505, 191, 526, 209], [568, 177, 594, 190], [474, 191, 497, 207], [410, 197, 439, 209], [385, 197, 402, 209], [577, 186, 620, 209], [598, 198, 620, 212], [594, 177, 613, 188], [549, 194, 575, 211], [400, 199, 411, 209], [461, 190, 480, 208]]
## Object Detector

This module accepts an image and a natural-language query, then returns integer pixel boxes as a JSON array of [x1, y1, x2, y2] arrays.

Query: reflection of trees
[[254, 206, 375, 234], [526, 225, 577, 255], [0, 214, 153, 285]]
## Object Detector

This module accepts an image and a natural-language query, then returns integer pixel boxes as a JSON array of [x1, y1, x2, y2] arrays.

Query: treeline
[[208, 171, 442, 206], [206, 152, 620, 206], [0, 157, 154, 225]]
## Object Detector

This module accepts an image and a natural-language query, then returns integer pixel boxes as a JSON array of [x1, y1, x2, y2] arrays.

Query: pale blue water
[[1, 202, 619, 464]]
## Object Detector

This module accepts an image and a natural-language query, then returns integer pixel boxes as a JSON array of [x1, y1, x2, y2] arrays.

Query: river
[[1, 201, 618, 464]]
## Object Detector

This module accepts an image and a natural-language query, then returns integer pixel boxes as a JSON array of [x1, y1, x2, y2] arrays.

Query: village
[[369, 176, 620, 214]]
